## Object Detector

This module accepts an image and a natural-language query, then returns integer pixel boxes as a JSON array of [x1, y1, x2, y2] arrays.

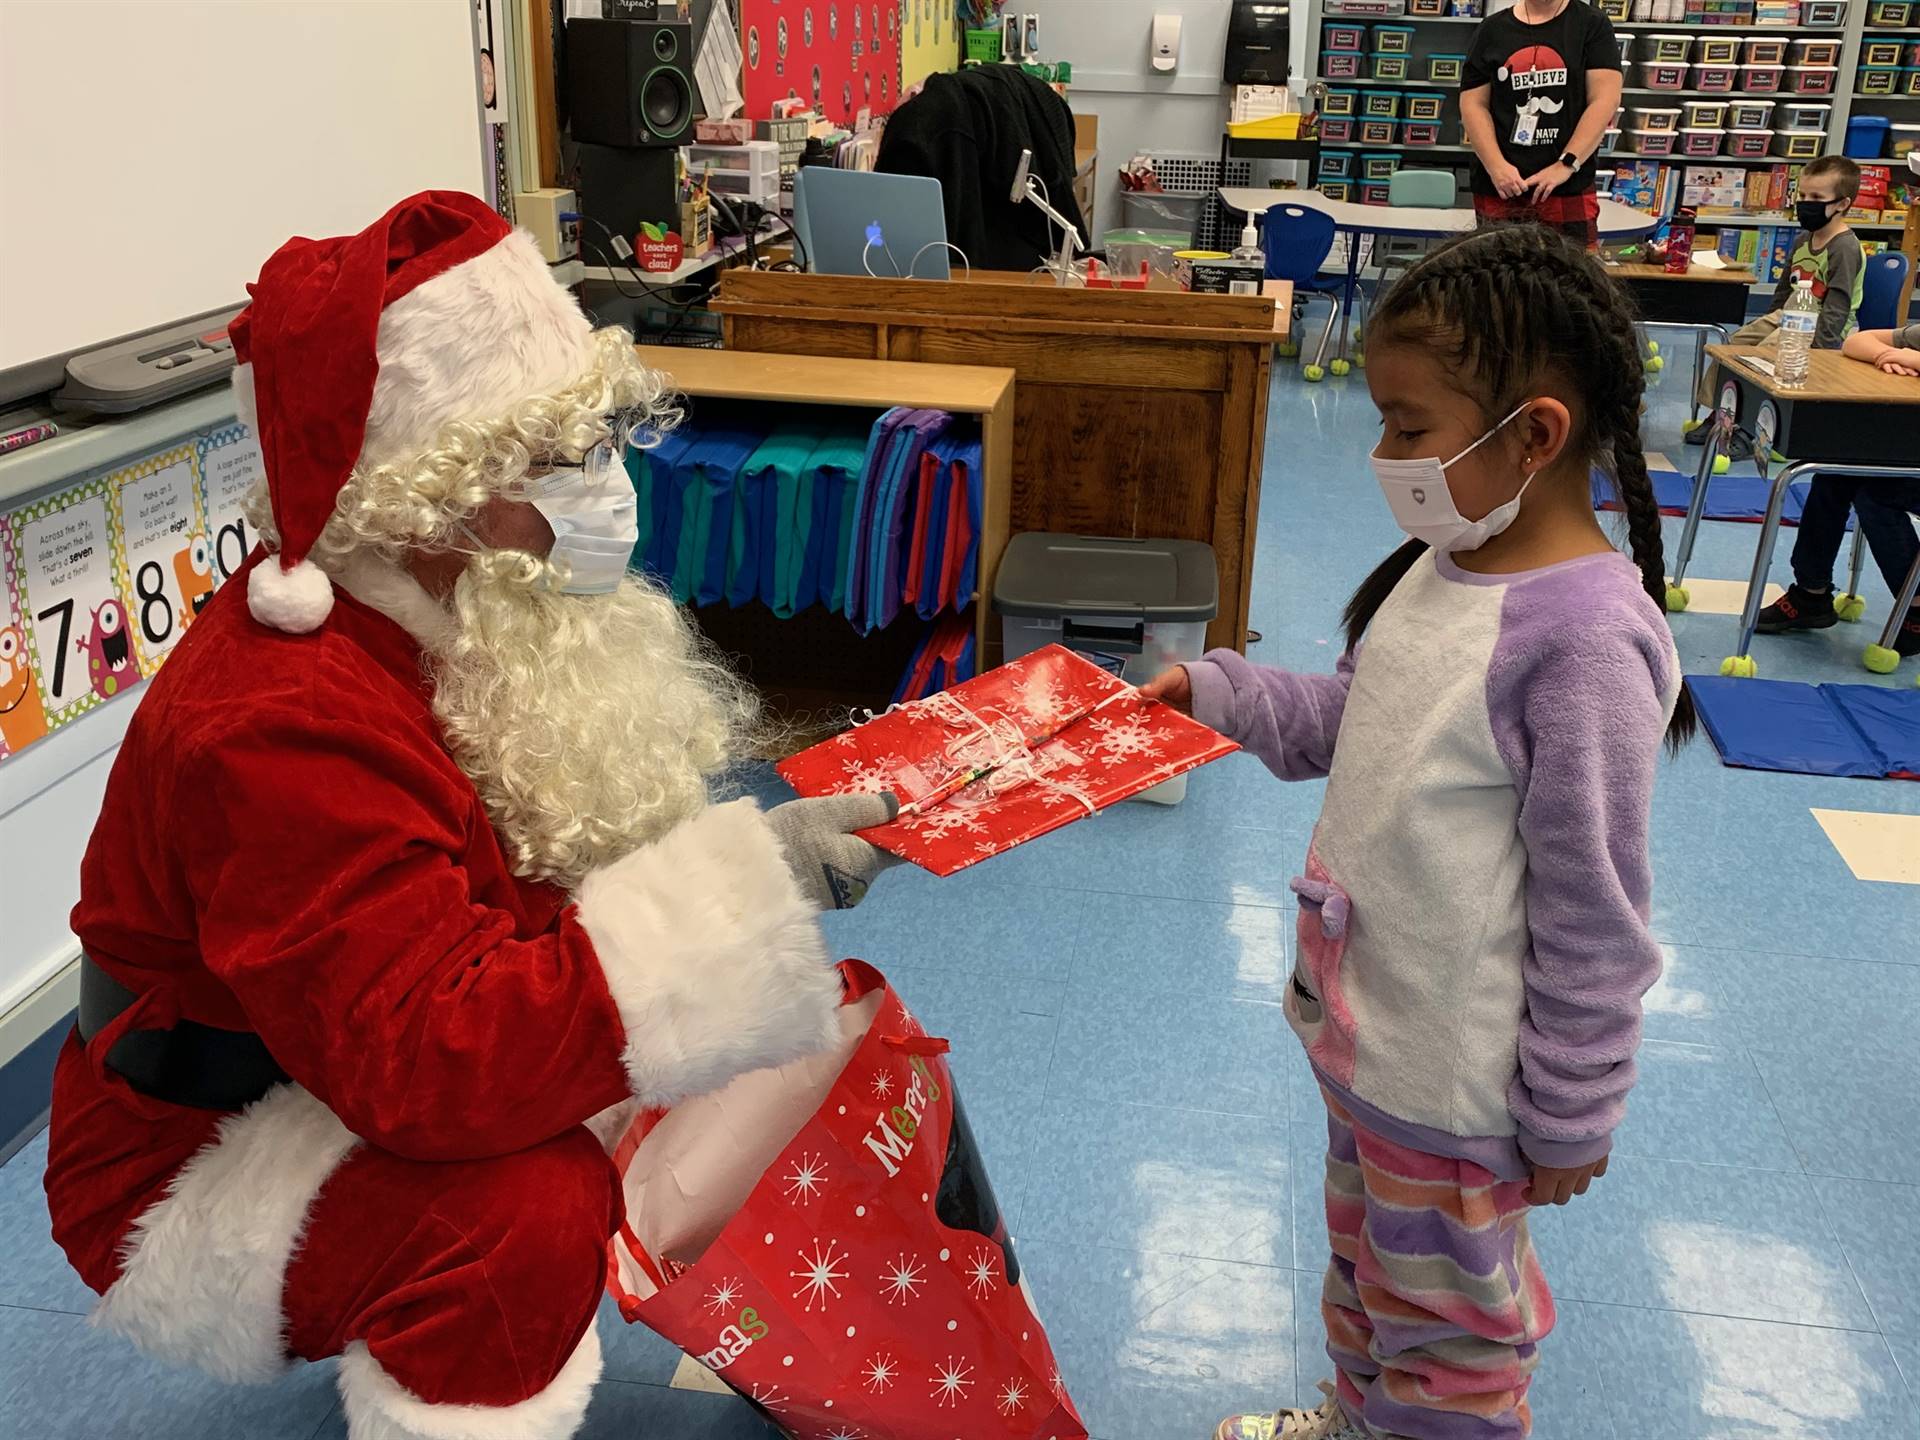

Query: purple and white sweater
[[1187, 549, 1680, 1177]]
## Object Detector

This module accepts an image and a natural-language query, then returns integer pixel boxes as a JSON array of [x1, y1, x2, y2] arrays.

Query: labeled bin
[[1326, 21, 1369, 49], [1743, 37, 1789, 65], [1359, 117, 1398, 142], [1628, 105, 1683, 131], [1680, 126, 1726, 156], [1320, 116, 1357, 142], [1361, 151, 1401, 179], [1321, 178, 1355, 200], [1685, 99, 1730, 126], [1695, 62, 1739, 91], [1643, 60, 1692, 89], [1698, 35, 1741, 63], [1648, 33, 1695, 61], [1429, 53, 1466, 81], [1728, 98, 1775, 129], [1775, 127, 1826, 158], [1360, 180, 1393, 204], [1324, 86, 1360, 116], [1375, 24, 1416, 52], [1320, 151, 1357, 179], [1372, 52, 1411, 79], [1404, 120, 1444, 144], [1364, 89, 1404, 117], [1324, 49, 1365, 78], [1740, 63, 1785, 92], [994, 534, 1220, 805], [1861, 65, 1903, 94], [1787, 64, 1838, 93], [1406, 91, 1447, 120], [1727, 128, 1773, 157], [1632, 127, 1680, 155], [1790, 37, 1842, 64]]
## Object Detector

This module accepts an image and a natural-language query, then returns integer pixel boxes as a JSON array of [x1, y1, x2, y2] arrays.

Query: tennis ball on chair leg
[[1665, 584, 1690, 613], [1864, 644, 1901, 675], [1304, 363, 1326, 382], [1836, 593, 1868, 623], [1330, 358, 1351, 377], [1713, 454, 1731, 475], [1719, 654, 1758, 678]]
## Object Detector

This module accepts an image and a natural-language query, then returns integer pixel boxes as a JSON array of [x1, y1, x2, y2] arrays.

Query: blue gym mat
[[1592, 468, 1819, 525], [1690, 675, 1920, 779]]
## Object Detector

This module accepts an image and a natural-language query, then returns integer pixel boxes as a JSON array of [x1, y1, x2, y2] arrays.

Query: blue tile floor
[[5, 329, 1920, 1439]]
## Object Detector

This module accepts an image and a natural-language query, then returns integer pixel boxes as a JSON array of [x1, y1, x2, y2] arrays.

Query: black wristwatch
[[1560, 149, 1579, 169]]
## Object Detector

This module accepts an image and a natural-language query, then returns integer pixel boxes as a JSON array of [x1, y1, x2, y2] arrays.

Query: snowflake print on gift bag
[[606, 960, 1088, 1439]]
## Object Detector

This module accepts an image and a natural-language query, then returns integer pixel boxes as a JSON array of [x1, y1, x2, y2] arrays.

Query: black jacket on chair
[[876, 65, 1087, 274]]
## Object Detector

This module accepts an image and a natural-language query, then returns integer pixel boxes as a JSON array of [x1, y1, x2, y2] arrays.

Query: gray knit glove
[[765, 794, 903, 912]]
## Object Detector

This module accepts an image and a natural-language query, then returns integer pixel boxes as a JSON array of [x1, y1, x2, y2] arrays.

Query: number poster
[[0, 422, 263, 765]]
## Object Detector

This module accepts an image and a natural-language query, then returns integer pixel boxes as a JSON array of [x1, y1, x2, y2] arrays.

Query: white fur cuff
[[575, 798, 841, 1108], [339, 1322, 601, 1440], [94, 1085, 357, 1383]]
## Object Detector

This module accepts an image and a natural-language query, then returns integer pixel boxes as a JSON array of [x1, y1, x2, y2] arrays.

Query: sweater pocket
[[1287, 848, 1359, 1089]]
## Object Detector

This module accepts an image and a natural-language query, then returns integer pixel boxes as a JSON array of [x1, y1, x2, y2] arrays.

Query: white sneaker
[[1213, 1382, 1363, 1440]]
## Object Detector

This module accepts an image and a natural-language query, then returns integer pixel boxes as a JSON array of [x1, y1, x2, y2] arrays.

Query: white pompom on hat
[[229, 190, 596, 633]]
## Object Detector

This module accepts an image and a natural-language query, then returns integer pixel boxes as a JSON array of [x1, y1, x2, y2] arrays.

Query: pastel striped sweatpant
[[1316, 1090, 1555, 1440]]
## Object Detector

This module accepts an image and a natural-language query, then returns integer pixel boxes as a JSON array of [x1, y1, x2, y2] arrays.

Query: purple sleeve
[[1490, 598, 1673, 1169], [1183, 647, 1355, 782]]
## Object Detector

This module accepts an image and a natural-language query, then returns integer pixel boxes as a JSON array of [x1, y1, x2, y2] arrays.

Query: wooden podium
[[714, 271, 1282, 654]]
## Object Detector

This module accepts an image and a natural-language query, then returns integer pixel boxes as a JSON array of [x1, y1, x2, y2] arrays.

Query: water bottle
[[1776, 278, 1817, 390], [1228, 220, 1266, 297]]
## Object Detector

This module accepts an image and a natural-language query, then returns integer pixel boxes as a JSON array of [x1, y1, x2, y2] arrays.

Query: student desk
[[1217, 189, 1659, 370], [1670, 347, 1920, 677], [1602, 260, 1755, 328]]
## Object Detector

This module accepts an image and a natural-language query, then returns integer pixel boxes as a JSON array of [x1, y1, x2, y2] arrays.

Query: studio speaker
[[566, 17, 696, 148]]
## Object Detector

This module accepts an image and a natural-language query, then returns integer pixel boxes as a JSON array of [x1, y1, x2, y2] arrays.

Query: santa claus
[[43, 191, 896, 1440]]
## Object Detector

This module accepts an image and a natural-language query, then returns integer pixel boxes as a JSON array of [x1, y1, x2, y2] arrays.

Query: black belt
[[77, 956, 289, 1111]]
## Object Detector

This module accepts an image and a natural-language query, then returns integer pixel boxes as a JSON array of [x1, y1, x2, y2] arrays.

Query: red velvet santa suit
[[42, 193, 841, 1440]]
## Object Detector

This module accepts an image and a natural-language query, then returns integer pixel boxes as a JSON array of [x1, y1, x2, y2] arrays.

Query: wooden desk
[[1671, 347, 1920, 676], [1603, 261, 1755, 328], [713, 271, 1281, 653]]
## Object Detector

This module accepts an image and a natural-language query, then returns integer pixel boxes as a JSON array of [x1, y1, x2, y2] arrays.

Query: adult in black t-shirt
[[1460, 0, 1623, 245]]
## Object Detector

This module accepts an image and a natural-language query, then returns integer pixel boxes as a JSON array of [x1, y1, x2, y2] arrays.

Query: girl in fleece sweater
[[1146, 227, 1696, 1440]]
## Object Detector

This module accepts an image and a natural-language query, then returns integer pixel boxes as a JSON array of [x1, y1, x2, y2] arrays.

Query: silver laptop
[[792, 168, 953, 280]]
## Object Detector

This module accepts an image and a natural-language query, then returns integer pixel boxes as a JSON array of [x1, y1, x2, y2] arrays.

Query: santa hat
[[231, 190, 596, 633]]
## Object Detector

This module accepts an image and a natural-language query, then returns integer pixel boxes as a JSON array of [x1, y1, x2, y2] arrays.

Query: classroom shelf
[[1851, 89, 1920, 98], [1620, 84, 1846, 96], [1613, 18, 1840, 30], [1613, 148, 1829, 163], [1322, 140, 1477, 152], [1334, 76, 1465, 88], [1682, 210, 1911, 228]]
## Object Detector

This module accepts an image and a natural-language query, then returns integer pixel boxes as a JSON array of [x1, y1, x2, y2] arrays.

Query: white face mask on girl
[[1368, 402, 1535, 554]]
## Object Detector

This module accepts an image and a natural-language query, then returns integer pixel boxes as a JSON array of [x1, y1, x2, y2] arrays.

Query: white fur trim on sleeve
[[93, 1085, 358, 1383], [338, 1323, 602, 1440], [574, 798, 840, 1109], [248, 556, 335, 633]]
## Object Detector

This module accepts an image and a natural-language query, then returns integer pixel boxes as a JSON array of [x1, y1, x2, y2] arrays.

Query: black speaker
[[566, 17, 696, 148]]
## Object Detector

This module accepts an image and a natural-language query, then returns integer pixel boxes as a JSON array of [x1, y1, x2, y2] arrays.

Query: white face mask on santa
[[526, 435, 641, 595]]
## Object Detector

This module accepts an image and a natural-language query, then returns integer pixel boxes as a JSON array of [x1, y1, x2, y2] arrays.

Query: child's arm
[[1843, 327, 1920, 375], [1182, 648, 1354, 781], [1493, 629, 1672, 1170], [1814, 237, 1863, 350]]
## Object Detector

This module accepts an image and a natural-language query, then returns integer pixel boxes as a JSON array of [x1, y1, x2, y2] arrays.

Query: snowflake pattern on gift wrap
[[1086, 711, 1165, 767], [965, 1247, 999, 1298], [879, 1254, 926, 1305], [703, 1277, 744, 1315], [1049, 1366, 1066, 1397], [823, 1427, 868, 1440], [1007, 668, 1078, 727], [834, 752, 906, 797], [782, 1153, 828, 1204], [998, 1379, 1030, 1416], [790, 1239, 848, 1312], [899, 804, 988, 840], [869, 1069, 894, 1099], [930, 1357, 975, 1407], [748, 1381, 790, 1413], [862, 1353, 899, 1393]]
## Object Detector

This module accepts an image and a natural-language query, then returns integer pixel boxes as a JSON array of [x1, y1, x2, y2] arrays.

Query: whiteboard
[[0, 0, 487, 379]]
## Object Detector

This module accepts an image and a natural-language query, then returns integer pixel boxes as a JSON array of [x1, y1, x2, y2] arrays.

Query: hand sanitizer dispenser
[[1151, 13, 1182, 73]]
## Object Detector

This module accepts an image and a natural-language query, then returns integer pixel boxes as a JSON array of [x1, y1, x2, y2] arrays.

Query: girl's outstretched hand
[[1528, 1154, 1609, 1206], [1139, 667, 1193, 716]]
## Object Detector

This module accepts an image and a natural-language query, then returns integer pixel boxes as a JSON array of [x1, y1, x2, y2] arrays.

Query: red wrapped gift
[[777, 645, 1237, 876], [607, 962, 1087, 1440]]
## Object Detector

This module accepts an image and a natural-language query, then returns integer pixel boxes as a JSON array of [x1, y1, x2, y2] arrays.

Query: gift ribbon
[[865, 683, 1143, 820]]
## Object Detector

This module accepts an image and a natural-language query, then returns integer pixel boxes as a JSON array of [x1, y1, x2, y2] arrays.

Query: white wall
[[1025, 0, 1311, 236]]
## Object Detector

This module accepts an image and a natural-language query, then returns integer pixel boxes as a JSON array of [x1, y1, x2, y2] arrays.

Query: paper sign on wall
[[0, 534, 53, 760], [109, 446, 212, 673], [8, 480, 139, 737], [197, 424, 265, 588]]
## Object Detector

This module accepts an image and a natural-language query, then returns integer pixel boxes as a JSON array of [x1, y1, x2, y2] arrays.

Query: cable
[[910, 240, 972, 279], [576, 214, 708, 311]]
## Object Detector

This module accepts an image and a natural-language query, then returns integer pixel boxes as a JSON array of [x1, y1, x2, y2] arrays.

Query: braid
[[1351, 224, 1697, 748]]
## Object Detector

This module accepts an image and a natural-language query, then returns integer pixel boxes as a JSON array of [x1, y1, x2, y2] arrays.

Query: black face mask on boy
[[1796, 198, 1838, 233]]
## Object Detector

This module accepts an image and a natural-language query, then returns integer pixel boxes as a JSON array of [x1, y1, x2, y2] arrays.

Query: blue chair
[[1261, 202, 1346, 381], [1858, 250, 1911, 332]]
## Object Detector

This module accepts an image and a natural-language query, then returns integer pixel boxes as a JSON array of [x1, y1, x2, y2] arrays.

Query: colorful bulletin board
[[743, 0, 956, 125], [0, 422, 263, 766], [899, 0, 960, 98]]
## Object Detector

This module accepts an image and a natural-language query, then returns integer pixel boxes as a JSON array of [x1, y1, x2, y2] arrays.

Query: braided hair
[[1339, 224, 1696, 748]]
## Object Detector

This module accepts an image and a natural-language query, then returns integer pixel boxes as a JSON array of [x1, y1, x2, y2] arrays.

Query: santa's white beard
[[425, 552, 758, 890]]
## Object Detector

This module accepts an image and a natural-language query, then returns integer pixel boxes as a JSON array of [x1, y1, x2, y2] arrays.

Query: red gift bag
[[606, 961, 1087, 1440]]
